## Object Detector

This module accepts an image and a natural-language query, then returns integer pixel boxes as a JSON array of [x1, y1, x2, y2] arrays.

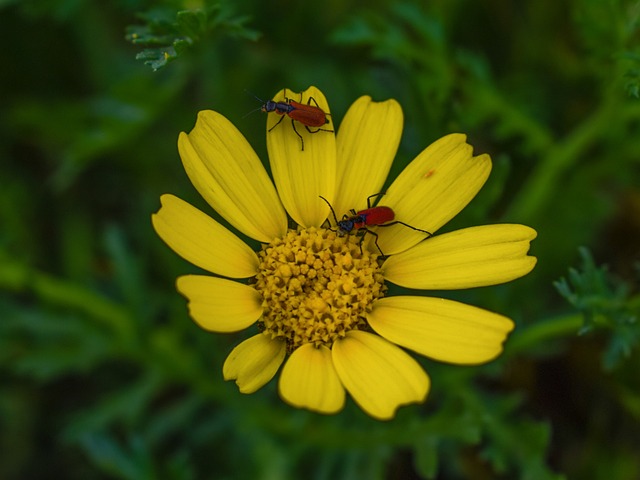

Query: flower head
[[152, 87, 537, 420]]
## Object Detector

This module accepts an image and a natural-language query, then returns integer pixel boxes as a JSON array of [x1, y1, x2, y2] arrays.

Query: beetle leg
[[377, 221, 432, 237], [267, 114, 285, 132], [365, 193, 386, 208], [290, 118, 305, 150]]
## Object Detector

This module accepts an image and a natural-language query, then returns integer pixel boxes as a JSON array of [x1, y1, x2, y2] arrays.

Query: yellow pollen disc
[[254, 227, 386, 352]]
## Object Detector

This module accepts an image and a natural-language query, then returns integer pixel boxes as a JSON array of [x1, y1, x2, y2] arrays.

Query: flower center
[[253, 227, 386, 352]]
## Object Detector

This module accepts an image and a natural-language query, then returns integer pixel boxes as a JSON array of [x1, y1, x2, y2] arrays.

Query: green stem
[[474, 85, 555, 155], [505, 313, 583, 355], [505, 93, 619, 223]]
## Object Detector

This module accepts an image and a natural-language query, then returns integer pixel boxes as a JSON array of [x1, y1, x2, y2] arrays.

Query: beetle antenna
[[319, 196, 339, 225], [243, 89, 268, 118], [244, 89, 265, 103], [242, 106, 263, 118]]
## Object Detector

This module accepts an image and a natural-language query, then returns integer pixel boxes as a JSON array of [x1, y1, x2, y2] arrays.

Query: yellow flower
[[152, 86, 537, 420]]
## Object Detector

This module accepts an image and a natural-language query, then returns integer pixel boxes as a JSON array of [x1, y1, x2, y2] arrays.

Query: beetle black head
[[336, 219, 354, 236]]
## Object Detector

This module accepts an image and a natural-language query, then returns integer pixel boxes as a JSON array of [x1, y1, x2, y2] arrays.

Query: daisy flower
[[152, 86, 537, 420]]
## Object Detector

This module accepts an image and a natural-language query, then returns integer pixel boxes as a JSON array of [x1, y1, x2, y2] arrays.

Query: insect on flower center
[[253, 227, 386, 352]]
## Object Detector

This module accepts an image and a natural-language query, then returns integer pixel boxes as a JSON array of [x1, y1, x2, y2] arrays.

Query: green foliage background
[[1, 0, 640, 478]]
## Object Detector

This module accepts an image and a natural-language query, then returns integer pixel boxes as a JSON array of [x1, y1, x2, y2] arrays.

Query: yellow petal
[[176, 275, 262, 332], [332, 330, 429, 420], [384, 224, 537, 289], [278, 344, 345, 415], [266, 86, 337, 228], [223, 334, 286, 393], [368, 296, 514, 365], [376, 134, 492, 255], [332, 96, 403, 217], [179, 110, 288, 243], [152, 194, 259, 278]]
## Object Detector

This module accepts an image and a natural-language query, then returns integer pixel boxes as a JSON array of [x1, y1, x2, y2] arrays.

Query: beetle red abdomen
[[288, 101, 330, 127], [359, 206, 395, 226]]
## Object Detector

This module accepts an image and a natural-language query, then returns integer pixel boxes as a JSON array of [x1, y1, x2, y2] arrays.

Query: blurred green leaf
[[477, 395, 563, 480], [0, 256, 134, 341], [79, 433, 156, 480], [413, 436, 438, 479], [555, 247, 640, 370], [126, 2, 260, 71], [64, 373, 162, 440], [621, 51, 640, 98]]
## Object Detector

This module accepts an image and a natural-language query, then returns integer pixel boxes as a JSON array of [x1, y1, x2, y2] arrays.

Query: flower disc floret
[[254, 227, 386, 352]]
